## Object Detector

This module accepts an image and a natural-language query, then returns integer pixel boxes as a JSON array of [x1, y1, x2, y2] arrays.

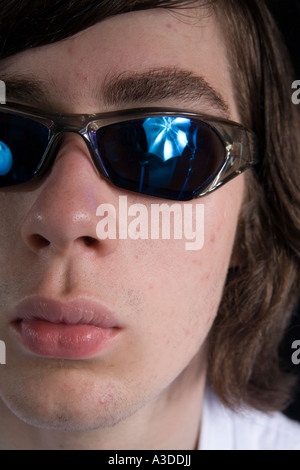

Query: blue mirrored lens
[[94, 116, 225, 200], [0, 141, 13, 175], [0, 112, 50, 187]]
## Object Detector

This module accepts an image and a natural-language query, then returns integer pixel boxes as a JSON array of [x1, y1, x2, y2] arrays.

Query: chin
[[0, 364, 151, 433]]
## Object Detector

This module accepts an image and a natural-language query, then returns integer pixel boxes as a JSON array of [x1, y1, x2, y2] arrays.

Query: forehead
[[0, 8, 238, 119]]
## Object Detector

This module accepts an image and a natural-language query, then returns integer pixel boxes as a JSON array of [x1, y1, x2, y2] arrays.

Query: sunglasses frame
[[0, 102, 259, 199]]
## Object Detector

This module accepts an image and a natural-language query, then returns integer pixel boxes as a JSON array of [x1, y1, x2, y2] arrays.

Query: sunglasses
[[0, 103, 258, 201]]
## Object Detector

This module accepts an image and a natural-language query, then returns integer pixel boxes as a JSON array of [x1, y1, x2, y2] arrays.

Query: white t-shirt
[[199, 387, 300, 450]]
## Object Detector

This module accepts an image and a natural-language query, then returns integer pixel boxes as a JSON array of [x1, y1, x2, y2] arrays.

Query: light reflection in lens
[[142, 116, 191, 161], [0, 141, 13, 175]]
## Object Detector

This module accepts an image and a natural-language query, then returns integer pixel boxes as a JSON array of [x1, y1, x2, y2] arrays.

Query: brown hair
[[207, 0, 300, 412], [1, 0, 300, 412]]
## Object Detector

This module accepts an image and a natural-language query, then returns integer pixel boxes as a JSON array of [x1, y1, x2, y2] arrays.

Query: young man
[[0, 0, 299, 450]]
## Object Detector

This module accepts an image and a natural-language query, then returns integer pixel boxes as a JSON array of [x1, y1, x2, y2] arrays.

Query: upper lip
[[12, 296, 120, 329]]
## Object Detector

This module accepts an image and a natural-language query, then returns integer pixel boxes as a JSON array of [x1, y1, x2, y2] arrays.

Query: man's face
[[0, 8, 244, 433]]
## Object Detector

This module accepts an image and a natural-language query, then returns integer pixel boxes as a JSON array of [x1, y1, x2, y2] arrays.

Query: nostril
[[82, 236, 98, 247], [28, 234, 51, 250], [25, 234, 99, 252]]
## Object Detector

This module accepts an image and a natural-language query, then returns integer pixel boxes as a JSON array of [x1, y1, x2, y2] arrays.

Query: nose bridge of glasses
[[43, 119, 109, 181]]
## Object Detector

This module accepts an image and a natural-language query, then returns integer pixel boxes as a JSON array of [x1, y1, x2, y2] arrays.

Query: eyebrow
[[102, 68, 230, 116], [2, 67, 230, 117], [3, 74, 54, 108]]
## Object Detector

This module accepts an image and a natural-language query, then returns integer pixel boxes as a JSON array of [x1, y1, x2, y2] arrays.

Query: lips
[[11, 297, 121, 360]]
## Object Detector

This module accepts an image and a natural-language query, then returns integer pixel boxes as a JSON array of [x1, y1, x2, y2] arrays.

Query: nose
[[21, 135, 119, 256]]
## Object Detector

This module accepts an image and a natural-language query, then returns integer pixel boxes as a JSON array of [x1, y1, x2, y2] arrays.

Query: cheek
[[0, 191, 31, 247], [125, 180, 244, 356], [0, 193, 22, 270], [0, 192, 44, 308]]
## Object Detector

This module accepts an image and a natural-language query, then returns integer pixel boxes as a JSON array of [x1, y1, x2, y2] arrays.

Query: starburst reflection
[[143, 116, 191, 162]]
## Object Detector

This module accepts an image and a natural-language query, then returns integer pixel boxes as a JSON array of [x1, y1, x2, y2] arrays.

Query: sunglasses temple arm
[[196, 127, 259, 198], [217, 126, 259, 180]]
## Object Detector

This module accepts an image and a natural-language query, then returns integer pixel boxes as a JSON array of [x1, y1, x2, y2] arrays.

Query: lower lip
[[15, 320, 118, 359]]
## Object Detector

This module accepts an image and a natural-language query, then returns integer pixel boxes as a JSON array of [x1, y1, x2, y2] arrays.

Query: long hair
[[1, 0, 299, 412], [207, 0, 300, 411]]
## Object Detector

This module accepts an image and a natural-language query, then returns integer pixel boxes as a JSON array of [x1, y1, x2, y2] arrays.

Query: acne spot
[[184, 328, 192, 338], [67, 44, 75, 55], [210, 233, 216, 244], [192, 258, 202, 266]]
